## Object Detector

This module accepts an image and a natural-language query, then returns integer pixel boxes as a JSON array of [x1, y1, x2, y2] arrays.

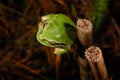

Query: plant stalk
[[85, 46, 109, 80], [55, 55, 61, 80], [77, 18, 93, 80], [77, 18, 93, 48]]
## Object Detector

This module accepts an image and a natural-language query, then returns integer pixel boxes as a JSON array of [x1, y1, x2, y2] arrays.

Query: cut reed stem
[[77, 18, 93, 48], [85, 46, 109, 80], [77, 18, 93, 80]]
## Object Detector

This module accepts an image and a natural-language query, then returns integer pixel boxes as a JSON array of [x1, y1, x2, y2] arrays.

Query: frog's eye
[[38, 20, 48, 34], [38, 20, 47, 28]]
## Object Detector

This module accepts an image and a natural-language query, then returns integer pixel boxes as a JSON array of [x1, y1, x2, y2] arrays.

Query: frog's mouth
[[42, 39, 67, 48]]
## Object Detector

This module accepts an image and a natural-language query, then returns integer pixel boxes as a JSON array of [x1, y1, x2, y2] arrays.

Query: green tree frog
[[36, 14, 76, 55]]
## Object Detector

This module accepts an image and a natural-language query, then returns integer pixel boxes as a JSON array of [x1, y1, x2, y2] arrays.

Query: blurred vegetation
[[0, 0, 120, 80]]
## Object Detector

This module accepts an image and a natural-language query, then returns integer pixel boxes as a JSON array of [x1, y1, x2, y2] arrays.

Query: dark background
[[0, 0, 120, 80]]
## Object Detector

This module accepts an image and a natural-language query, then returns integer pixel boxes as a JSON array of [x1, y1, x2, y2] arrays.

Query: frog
[[36, 14, 76, 55]]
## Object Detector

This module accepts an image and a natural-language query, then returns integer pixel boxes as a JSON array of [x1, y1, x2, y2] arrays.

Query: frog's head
[[36, 14, 76, 53]]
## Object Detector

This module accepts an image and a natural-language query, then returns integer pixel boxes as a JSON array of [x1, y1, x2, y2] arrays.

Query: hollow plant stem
[[85, 46, 109, 80], [77, 18, 93, 80], [77, 18, 93, 48]]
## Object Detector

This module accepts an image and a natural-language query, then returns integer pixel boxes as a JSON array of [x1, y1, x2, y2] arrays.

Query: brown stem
[[55, 55, 61, 80], [46, 47, 56, 68], [85, 46, 109, 80], [77, 18, 93, 48], [77, 18, 93, 80], [54, 47, 65, 80], [78, 56, 94, 80]]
